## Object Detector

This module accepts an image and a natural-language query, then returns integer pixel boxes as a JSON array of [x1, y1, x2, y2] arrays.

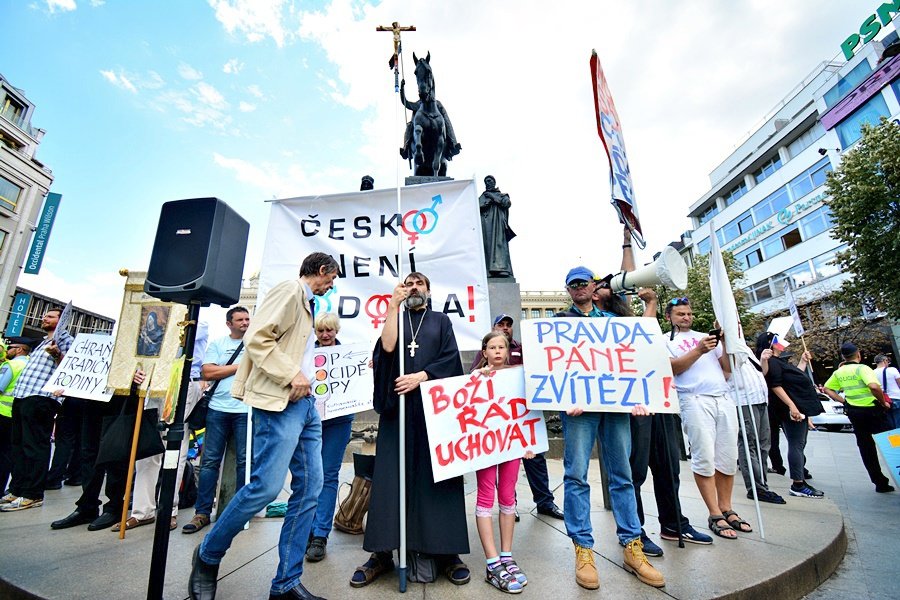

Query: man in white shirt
[[730, 360, 785, 504], [665, 298, 750, 540], [873, 354, 900, 429]]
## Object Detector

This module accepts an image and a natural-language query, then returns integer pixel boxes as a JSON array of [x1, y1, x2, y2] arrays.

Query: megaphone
[[608, 246, 688, 293]]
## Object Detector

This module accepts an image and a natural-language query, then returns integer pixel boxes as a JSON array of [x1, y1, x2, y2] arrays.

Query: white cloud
[[212, 152, 349, 198], [246, 84, 264, 99], [177, 62, 204, 80], [223, 58, 244, 74], [99, 69, 137, 93], [22, 268, 126, 323], [46, 0, 76, 13], [194, 81, 227, 109], [208, 0, 292, 47], [89, 0, 104, 6], [238, 101, 256, 112]]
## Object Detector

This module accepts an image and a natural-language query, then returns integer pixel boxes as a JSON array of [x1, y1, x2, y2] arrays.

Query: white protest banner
[[522, 317, 677, 413], [783, 280, 805, 337], [42, 333, 114, 401], [260, 179, 489, 351], [312, 342, 374, 421], [421, 366, 548, 483], [53, 300, 73, 343]]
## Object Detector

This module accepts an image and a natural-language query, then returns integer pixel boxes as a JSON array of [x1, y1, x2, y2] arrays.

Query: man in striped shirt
[[1, 308, 74, 512]]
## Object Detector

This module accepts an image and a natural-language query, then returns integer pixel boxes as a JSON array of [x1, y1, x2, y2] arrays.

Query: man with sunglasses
[[665, 298, 748, 540], [556, 265, 665, 590]]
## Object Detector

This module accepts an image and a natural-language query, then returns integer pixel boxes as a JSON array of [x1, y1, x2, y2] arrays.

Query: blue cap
[[840, 342, 858, 357], [565, 266, 595, 285], [493, 314, 513, 326]]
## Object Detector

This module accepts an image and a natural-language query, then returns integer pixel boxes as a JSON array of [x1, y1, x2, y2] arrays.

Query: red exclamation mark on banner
[[662, 376, 673, 408], [468, 286, 475, 321]]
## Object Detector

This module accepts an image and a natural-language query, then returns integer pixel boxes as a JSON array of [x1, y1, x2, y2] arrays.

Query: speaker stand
[[147, 301, 201, 600]]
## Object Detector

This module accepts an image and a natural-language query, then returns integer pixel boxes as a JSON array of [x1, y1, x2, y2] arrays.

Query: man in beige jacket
[[189, 252, 338, 600]]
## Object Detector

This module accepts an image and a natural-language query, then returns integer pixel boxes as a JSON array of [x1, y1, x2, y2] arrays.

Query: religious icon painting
[[137, 305, 170, 357]]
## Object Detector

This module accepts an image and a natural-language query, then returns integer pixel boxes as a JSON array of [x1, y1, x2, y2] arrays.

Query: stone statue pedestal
[[405, 175, 453, 186]]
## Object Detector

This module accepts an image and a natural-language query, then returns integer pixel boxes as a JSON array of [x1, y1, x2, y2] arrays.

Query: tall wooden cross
[[376, 21, 416, 72]]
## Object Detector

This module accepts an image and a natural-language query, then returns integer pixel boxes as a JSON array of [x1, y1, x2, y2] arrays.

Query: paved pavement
[[0, 429, 894, 600]]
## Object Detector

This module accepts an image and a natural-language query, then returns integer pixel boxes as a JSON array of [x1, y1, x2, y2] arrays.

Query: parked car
[[810, 393, 852, 432]]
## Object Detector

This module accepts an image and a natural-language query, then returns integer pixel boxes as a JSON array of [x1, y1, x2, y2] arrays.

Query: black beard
[[405, 294, 427, 310]]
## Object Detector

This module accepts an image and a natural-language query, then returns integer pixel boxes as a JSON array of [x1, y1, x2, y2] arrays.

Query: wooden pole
[[119, 365, 155, 539]]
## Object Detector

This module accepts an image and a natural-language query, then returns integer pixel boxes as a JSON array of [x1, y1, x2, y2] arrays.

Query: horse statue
[[400, 52, 461, 176]]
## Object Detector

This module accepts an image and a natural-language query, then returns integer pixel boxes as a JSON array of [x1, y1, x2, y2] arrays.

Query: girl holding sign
[[473, 331, 532, 594]]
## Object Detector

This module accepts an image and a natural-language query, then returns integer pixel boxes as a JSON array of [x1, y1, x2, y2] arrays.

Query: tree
[[825, 118, 900, 320]]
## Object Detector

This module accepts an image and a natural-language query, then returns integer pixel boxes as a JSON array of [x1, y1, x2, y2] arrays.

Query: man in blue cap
[[556, 266, 664, 590]]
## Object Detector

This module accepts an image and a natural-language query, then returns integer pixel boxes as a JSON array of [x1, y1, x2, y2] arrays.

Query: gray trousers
[[736, 403, 771, 493]]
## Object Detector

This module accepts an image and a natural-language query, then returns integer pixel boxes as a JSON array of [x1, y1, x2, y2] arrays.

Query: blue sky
[[5, 0, 867, 336]]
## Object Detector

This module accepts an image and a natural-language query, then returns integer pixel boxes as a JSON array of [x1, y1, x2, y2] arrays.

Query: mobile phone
[[708, 329, 721, 340]]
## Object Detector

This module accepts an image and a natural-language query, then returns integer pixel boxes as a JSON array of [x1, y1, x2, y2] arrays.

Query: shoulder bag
[[187, 342, 244, 431]]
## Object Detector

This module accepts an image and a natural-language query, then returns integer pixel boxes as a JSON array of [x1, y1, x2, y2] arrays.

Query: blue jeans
[[561, 412, 641, 547], [195, 408, 249, 517], [889, 400, 900, 430], [311, 417, 353, 538], [199, 398, 323, 595]]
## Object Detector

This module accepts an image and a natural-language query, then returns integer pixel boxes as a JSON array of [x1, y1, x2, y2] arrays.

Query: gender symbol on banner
[[315, 285, 337, 314], [400, 195, 442, 244], [365, 294, 392, 327]]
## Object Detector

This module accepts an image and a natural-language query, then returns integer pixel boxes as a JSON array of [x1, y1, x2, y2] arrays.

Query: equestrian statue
[[400, 51, 461, 176]]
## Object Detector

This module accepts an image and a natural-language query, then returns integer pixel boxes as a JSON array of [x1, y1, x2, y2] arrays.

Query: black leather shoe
[[189, 546, 219, 600], [51, 509, 99, 530], [87, 512, 118, 531], [269, 582, 325, 600], [44, 481, 62, 491], [537, 504, 564, 520]]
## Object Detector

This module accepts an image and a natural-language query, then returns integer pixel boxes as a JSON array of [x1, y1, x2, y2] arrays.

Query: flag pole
[[377, 21, 414, 593], [731, 357, 765, 540]]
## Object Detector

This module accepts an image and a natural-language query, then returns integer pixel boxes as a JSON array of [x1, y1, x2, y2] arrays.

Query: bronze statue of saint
[[479, 175, 516, 278], [360, 175, 374, 191]]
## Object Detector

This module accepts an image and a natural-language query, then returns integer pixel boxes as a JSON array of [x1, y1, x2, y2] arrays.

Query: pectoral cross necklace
[[407, 308, 427, 358]]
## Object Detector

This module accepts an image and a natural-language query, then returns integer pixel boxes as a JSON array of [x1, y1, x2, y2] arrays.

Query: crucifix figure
[[376, 21, 416, 71]]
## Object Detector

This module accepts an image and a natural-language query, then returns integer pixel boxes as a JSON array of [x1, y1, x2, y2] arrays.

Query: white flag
[[708, 222, 753, 365]]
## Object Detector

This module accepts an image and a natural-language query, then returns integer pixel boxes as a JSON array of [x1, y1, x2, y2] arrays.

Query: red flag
[[590, 50, 644, 248]]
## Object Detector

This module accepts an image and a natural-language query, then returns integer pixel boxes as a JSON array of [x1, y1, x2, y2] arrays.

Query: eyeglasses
[[595, 281, 610, 290], [567, 281, 592, 289], [668, 297, 689, 306]]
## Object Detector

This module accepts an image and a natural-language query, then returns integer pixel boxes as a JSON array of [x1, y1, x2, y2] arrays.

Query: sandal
[[707, 515, 737, 539], [111, 516, 155, 532], [500, 558, 527, 586], [485, 562, 523, 594], [350, 552, 394, 588], [182, 514, 210, 534], [723, 510, 752, 533], [444, 561, 471, 585]]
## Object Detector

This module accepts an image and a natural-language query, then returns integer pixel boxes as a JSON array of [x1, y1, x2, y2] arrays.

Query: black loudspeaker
[[144, 198, 249, 307]]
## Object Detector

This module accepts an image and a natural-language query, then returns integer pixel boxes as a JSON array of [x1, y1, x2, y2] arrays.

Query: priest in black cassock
[[350, 272, 470, 588]]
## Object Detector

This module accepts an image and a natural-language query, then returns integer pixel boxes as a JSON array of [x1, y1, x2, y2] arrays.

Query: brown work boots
[[624, 539, 665, 588], [573, 540, 665, 590]]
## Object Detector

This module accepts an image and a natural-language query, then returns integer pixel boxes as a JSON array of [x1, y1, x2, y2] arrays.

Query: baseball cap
[[493, 314, 514, 326], [565, 266, 595, 285], [840, 342, 858, 358]]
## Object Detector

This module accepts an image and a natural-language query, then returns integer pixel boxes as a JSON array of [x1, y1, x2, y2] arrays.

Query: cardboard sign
[[874, 428, 900, 487], [312, 343, 373, 421], [521, 317, 678, 413], [41, 333, 114, 402], [260, 179, 490, 350], [421, 366, 549, 483]]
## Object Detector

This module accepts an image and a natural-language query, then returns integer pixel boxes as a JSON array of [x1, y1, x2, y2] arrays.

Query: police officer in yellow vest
[[1, 339, 33, 494], [823, 342, 895, 493]]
